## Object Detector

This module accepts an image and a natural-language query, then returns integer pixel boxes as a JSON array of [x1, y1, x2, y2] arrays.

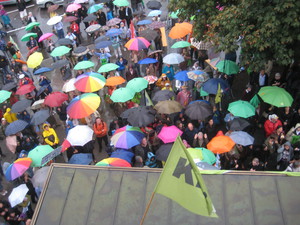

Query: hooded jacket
[[42, 123, 59, 146], [277, 141, 294, 162], [3, 108, 17, 123], [264, 117, 282, 137]]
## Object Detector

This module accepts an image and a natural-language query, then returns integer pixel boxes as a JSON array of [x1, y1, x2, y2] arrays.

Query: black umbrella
[[11, 99, 32, 113], [94, 35, 109, 44], [30, 109, 50, 125], [139, 29, 158, 41], [156, 143, 173, 161], [185, 101, 213, 121], [152, 90, 176, 102], [121, 106, 156, 127], [229, 118, 250, 131], [5, 120, 29, 136], [36, 85, 50, 98], [2, 82, 17, 91], [146, 0, 162, 10], [50, 59, 70, 69], [82, 14, 97, 23], [56, 38, 73, 46]]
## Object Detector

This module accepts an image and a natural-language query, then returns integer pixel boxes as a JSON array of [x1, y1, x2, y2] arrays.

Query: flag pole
[[139, 191, 155, 225]]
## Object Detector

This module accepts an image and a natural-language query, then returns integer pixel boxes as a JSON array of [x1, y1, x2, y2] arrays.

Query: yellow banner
[[160, 27, 168, 47]]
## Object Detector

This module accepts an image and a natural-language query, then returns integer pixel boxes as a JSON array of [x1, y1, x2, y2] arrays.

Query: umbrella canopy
[[36, 85, 50, 98], [126, 78, 148, 92], [95, 40, 113, 49], [154, 100, 183, 114], [31, 99, 45, 110], [98, 63, 119, 73], [105, 76, 126, 86], [207, 135, 235, 154], [171, 41, 191, 48], [8, 184, 29, 208], [27, 52, 43, 68], [152, 90, 176, 102], [21, 33, 37, 42], [174, 70, 190, 81], [169, 22, 193, 39], [138, 58, 158, 64], [106, 17, 122, 26], [74, 61, 95, 70], [31, 166, 50, 189], [50, 46, 71, 57], [82, 14, 97, 23], [56, 38, 73, 46], [25, 22, 40, 31], [147, 10, 161, 17], [30, 109, 50, 125], [137, 20, 152, 25], [170, 10, 180, 19], [229, 131, 254, 146], [156, 143, 173, 161], [143, 75, 158, 84], [63, 16, 78, 23], [67, 93, 100, 119], [62, 78, 76, 92], [74, 72, 106, 92], [216, 60, 239, 75], [111, 125, 144, 149], [113, 0, 129, 7], [96, 158, 132, 167], [228, 100, 255, 118], [47, 4, 59, 12], [69, 153, 93, 165], [28, 145, 54, 167], [44, 92, 68, 107], [185, 101, 213, 120], [187, 147, 216, 165], [139, 29, 158, 41], [5, 158, 32, 181], [146, 0, 162, 9], [0, 90, 12, 103], [47, 16, 62, 26], [106, 28, 123, 37], [94, 35, 109, 43], [149, 21, 165, 30], [86, 24, 101, 33], [121, 106, 156, 127], [16, 84, 35, 95], [33, 67, 53, 75], [187, 70, 209, 82], [158, 125, 183, 143], [163, 53, 184, 64], [87, 4, 103, 14], [196, 162, 218, 170], [202, 78, 229, 94], [67, 125, 94, 146], [110, 87, 135, 103], [125, 37, 151, 51], [258, 86, 293, 107], [2, 82, 17, 91], [51, 59, 70, 69], [66, 3, 81, 12], [229, 118, 250, 131], [11, 99, 32, 113]]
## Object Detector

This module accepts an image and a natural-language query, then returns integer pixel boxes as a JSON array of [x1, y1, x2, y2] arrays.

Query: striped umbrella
[[125, 37, 150, 51]]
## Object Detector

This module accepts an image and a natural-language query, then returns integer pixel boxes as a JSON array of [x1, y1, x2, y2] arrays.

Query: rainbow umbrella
[[5, 158, 32, 181], [111, 125, 144, 149], [96, 158, 132, 167], [74, 72, 106, 92], [125, 37, 150, 51], [67, 93, 100, 119]]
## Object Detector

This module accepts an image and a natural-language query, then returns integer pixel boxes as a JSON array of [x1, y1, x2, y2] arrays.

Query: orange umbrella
[[169, 22, 193, 39], [105, 76, 126, 86], [207, 135, 235, 154]]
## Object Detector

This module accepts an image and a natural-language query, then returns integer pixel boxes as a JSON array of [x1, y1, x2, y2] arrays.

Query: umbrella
[[86, 24, 101, 33], [67, 93, 100, 119], [63, 16, 78, 23], [110, 87, 135, 103], [171, 41, 191, 48], [207, 135, 235, 154], [50, 46, 71, 57], [106, 28, 123, 37], [0, 90, 12, 103], [66, 3, 81, 12], [73, 47, 89, 56], [2, 83, 17, 91], [50, 59, 70, 69], [228, 100, 255, 118], [158, 125, 183, 143], [98, 63, 119, 73], [170, 10, 180, 19], [74, 72, 106, 92], [148, 10, 162, 17], [187, 147, 216, 165], [87, 4, 103, 14], [125, 37, 151, 51], [11, 99, 32, 113], [113, 0, 129, 7], [62, 78, 76, 92], [229, 131, 254, 146], [163, 53, 184, 64], [5, 120, 28, 136], [250, 94, 260, 108], [216, 60, 239, 75], [126, 78, 148, 92], [69, 153, 93, 165], [96, 158, 132, 167], [169, 22, 193, 39], [106, 18, 122, 26], [137, 20, 152, 25], [31, 99, 45, 110], [16, 84, 35, 95], [111, 125, 144, 149], [152, 90, 175, 101], [146, 0, 162, 10], [174, 70, 190, 81], [229, 118, 250, 131], [33, 67, 53, 75], [258, 86, 293, 107], [74, 0, 88, 3], [156, 143, 173, 161], [187, 70, 209, 82], [44, 92, 68, 107], [6, 135, 17, 154], [149, 21, 165, 30], [121, 106, 156, 127], [105, 76, 126, 86], [67, 125, 94, 146], [5, 158, 32, 181], [28, 145, 54, 167], [94, 35, 109, 44], [27, 52, 43, 69], [31, 166, 50, 189], [154, 100, 183, 114], [8, 184, 29, 208], [83, 14, 97, 23], [48, 4, 59, 12], [196, 162, 218, 170], [143, 75, 158, 84], [21, 33, 37, 42], [25, 22, 40, 31], [138, 58, 158, 64], [139, 29, 158, 41], [30, 109, 50, 125], [202, 78, 229, 94], [47, 16, 62, 26], [95, 40, 113, 49], [36, 85, 50, 98], [27, 46, 38, 58], [74, 61, 95, 70], [56, 38, 73, 46], [185, 101, 213, 120]]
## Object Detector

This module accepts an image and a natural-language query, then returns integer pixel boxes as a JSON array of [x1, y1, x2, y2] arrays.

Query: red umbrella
[[63, 16, 78, 23], [16, 84, 35, 95], [44, 92, 68, 107]]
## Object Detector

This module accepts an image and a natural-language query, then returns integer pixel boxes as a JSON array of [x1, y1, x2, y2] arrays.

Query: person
[[70, 21, 81, 44], [42, 123, 59, 148], [96, 9, 106, 26], [253, 69, 268, 88], [0, 5, 14, 29], [241, 84, 255, 101], [26, 36, 38, 50], [0, 55, 11, 76], [145, 63, 156, 77], [10, 58, 22, 76], [21, 65, 33, 80], [156, 73, 170, 89], [94, 48, 111, 65], [93, 117, 108, 152], [264, 114, 282, 137], [125, 64, 138, 81], [78, 4, 88, 28], [131, 50, 139, 74], [111, 35, 122, 58], [285, 160, 300, 172], [18, 73, 33, 87], [16, 0, 27, 24], [116, 56, 128, 79], [39, 75, 52, 93], [248, 157, 264, 171], [277, 141, 294, 171], [3, 108, 17, 123], [182, 122, 199, 147], [124, 6, 133, 28], [162, 64, 175, 80], [119, 22, 130, 50], [27, 11, 37, 24], [65, 30, 77, 47], [176, 86, 192, 107], [31, 25, 43, 48], [271, 72, 285, 87], [53, 21, 64, 39]]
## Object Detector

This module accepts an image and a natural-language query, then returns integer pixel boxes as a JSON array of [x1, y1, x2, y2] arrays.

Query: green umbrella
[[21, 33, 38, 42], [126, 78, 148, 92], [0, 90, 12, 104], [250, 94, 260, 108], [200, 87, 209, 97], [258, 86, 293, 107], [97, 63, 119, 73], [28, 145, 54, 167], [87, 4, 103, 14], [25, 22, 40, 31], [216, 60, 239, 75], [228, 100, 255, 118], [113, 0, 129, 7], [171, 41, 191, 49], [50, 46, 71, 57], [170, 10, 180, 19], [110, 87, 135, 103], [74, 61, 95, 70], [187, 148, 216, 165]]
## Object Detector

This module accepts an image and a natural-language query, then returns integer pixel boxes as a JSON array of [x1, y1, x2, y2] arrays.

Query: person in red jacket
[[70, 21, 81, 44], [264, 114, 282, 137], [93, 117, 108, 152]]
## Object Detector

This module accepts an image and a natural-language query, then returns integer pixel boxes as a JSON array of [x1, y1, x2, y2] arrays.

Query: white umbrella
[[9, 184, 29, 207], [147, 10, 162, 17], [86, 24, 101, 33], [62, 78, 76, 92], [74, 0, 88, 3], [31, 99, 45, 110], [163, 53, 184, 64], [47, 16, 62, 26], [66, 125, 94, 146], [32, 166, 50, 189]]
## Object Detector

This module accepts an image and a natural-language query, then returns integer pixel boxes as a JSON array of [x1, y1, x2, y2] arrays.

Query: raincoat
[[3, 108, 17, 123], [264, 117, 282, 137], [93, 121, 108, 138], [42, 124, 59, 146]]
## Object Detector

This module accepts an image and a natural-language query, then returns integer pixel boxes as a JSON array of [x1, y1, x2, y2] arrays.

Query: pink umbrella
[[38, 33, 54, 42], [157, 125, 183, 144], [6, 135, 17, 154], [66, 3, 81, 12]]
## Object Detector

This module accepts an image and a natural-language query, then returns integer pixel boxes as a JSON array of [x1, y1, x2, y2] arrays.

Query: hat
[[161, 73, 167, 77], [181, 85, 188, 89], [275, 72, 281, 78], [165, 83, 170, 86], [1, 118, 6, 121], [269, 114, 278, 120], [19, 74, 25, 79]]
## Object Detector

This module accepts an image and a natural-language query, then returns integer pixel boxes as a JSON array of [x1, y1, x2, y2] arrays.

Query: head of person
[[95, 117, 102, 124], [43, 124, 50, 131], [246, 83, 252, 92], [19, 73, 25, 80], [284, 142, 291, 150], [161, 73, 167, 80], [22, 64, 28, 72], [30, 36, 34, 41], [175, 120, 183, 129], [141, 137, 147, 146], [120, 22, 125, 27], [252, 158, 260, 166], [269, 114, 278, 123], [165, 83, 171, 89], [275, 72, 281, 80], [187, 122, 194, 131], [276, 125, 283, 133], [1, 118, 6, 125], [181, 85, 188, 92], [208, 118, 214, 126], [260, 69, 265, 75]]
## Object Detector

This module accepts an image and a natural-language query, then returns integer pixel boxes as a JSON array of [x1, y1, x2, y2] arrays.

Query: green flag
[[144, 90, 153, 106], [9, 36, 19, 50], [154, 137, 217, 218], [215, 83, 222, 104]]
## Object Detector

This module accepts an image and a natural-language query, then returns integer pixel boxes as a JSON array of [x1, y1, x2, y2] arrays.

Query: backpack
[[145, 152, 157, 168]]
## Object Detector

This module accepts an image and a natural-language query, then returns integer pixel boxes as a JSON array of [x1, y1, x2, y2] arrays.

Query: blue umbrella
[[174, 70, 190, 81], [110, 149, 134, 163], [229, 131, 254, 146], [95, 40, 113, 49], [68, 153, 93, 165], [11, 99, 32, 113], [5, 120, 29, 136], [33, 67, 53, 75], [202, 78, 229, 94], [137, 20, 152, 25], [30, 109, 50, 125], [189, 100, 210, 105], [106, 28, 122, 37], [138, 58, 158, 64]]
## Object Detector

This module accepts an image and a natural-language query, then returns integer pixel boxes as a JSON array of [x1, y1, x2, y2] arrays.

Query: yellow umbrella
[[27, 52, 43, 69]]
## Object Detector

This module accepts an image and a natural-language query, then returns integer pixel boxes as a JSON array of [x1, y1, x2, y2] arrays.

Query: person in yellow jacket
[[3, 108, 17, 123], [156, 73, 171, 89], [42, 123, 59, 148]]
